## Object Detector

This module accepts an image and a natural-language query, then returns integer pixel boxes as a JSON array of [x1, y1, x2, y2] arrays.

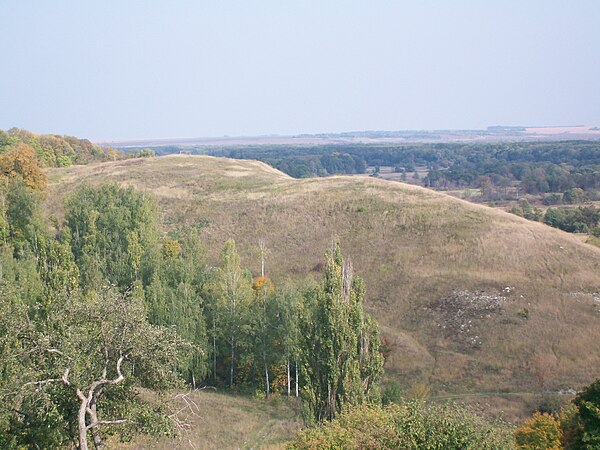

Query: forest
[[1, 137, 599, 448]]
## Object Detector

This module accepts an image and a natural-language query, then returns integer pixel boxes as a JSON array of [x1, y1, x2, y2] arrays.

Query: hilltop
[[46, 155, 600, 414]]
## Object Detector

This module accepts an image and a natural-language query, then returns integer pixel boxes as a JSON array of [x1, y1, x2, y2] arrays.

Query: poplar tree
[[300, 240, 384, 422]]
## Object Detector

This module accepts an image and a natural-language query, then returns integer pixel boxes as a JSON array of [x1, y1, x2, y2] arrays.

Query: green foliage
[[212, 239, 253, 386], [562, 188, 587, 204], [299, 240, 384, 422], [289, 401, 514, 449], [2, 178, 45, 248], [65, 184, 159, 290], [573, 379, 600, 448], [381, 381, 403, 405], [145, 231, 208, 383], [510, 199, 543, 221], [0, 182, 187, 447], [544, 206, 600, 233], [1, 287, 186, 448]]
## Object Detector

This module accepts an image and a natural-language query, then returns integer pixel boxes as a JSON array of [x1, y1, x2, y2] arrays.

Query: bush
[[381, 381, 403, 405], [514, 412, 562, 449], [542, 194, 563, 206], [289, 401, 514, 449]]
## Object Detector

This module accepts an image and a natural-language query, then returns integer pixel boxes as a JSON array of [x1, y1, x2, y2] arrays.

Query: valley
[[46, 155, 600, 420]]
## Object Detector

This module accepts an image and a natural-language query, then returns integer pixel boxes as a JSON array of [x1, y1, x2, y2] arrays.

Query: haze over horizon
[[1, 1, 599, 141]]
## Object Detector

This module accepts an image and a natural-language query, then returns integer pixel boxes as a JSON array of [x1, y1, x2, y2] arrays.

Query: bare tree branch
[[86, 418, 130, 430]]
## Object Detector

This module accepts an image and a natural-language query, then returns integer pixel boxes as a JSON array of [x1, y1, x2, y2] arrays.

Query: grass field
[[46, 155, 600, 420]]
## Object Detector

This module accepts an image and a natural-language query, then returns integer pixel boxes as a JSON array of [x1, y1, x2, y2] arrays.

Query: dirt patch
[[429, 289, 511, 348]]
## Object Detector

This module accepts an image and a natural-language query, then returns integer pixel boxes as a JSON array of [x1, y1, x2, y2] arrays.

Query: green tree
[[3, 178, 45, 250], [65, 184, 159, 291], [213, 239, 252, 387], [145, 232, 208, 386], [276, 282, 305, 397], [574, 379, 600, 449], [300, 240, 384, 422], [250, 275, 277, 397], [2, 287, 187, 450]]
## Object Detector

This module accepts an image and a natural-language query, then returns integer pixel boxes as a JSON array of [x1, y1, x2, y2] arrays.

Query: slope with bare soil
[[46, 156, 600, 400]]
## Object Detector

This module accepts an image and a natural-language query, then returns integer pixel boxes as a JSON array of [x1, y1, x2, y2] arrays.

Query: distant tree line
[[128, 141, 600, 196], [510, 199, 600, 239]]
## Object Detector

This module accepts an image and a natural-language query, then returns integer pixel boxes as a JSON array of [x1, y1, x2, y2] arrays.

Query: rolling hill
[[46, 155, 600, 413]]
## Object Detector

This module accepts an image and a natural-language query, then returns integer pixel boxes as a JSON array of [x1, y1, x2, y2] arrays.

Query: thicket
[[0, 128, 122, 167], [510, 199, 600, 240], [290, 382, 600, 450], [289, 401, 515, 449]]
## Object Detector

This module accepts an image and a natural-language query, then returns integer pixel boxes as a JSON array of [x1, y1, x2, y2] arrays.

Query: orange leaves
[[0, 142, 47, 191], [514, 412, 562, 450], [252, 276, 274, 297]]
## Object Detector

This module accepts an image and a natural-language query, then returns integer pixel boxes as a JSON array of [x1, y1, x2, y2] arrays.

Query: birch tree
[[250, 274, 276, 398], [215, 239, 252, 387]]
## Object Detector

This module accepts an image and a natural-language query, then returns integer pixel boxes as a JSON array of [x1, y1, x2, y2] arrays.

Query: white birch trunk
[[265, 361, 270, 399], [295, 362, 299, 398], [286, 359, 291, 396]]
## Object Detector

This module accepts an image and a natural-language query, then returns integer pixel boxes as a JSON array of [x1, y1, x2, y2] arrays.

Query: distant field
[[98, 126, 600, 148], [526, 126, 600, 135], [47, 155, 600, 420]]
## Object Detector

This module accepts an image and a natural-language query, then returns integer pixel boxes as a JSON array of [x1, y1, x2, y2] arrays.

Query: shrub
[[289, 401, 514, 449], [381, 381, 403, 405], [514, 412, 562, 449]]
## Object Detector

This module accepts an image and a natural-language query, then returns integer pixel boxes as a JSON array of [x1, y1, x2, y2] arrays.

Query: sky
[[1, 1, 599, 140]]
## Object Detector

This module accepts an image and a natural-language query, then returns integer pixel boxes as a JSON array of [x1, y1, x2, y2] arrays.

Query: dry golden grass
[[46, 155, 600, 403], [111, 390, 301, 450]]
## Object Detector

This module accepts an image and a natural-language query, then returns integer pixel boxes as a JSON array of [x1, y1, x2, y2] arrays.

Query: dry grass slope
[[47, 156, 600, 405]]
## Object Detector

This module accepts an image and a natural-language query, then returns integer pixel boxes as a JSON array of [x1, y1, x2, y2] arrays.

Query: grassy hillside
[[46, 156, 600, 404]]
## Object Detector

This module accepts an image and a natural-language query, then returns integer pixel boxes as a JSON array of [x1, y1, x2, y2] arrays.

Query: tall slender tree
[[300, 239, 384, 422], [215, 239, 252, 387]]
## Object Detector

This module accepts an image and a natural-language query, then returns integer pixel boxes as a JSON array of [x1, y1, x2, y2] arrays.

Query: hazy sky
[[1, 1, 599, 140]]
